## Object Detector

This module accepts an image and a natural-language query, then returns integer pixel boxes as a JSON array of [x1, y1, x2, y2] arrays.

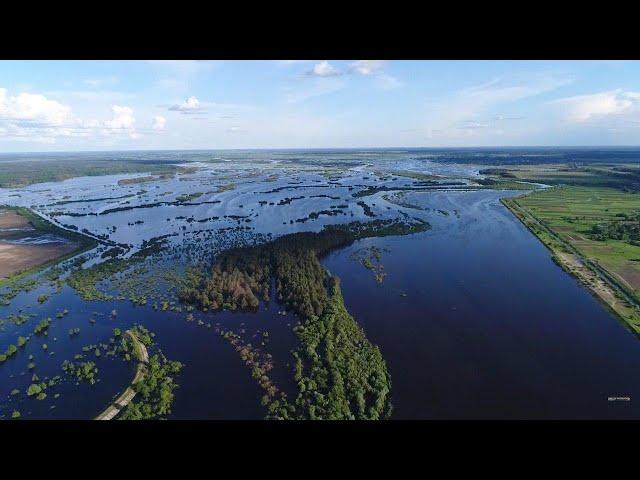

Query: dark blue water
[[4, 189, 640, 419], [0, 281, 299, 420], [323, 190, 640, 419]]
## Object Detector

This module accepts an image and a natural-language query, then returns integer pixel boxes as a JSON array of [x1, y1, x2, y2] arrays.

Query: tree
[[27, 383, 42, 396]]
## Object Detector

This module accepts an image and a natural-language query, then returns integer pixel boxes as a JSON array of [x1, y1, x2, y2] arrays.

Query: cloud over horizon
[[1, 60, 639, 150]]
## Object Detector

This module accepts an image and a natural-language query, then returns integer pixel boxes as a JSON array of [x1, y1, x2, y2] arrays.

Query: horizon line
[[2, 145, 640, 156]]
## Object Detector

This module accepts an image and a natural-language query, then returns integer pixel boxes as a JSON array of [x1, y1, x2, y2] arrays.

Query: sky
[[1, 60, 640, 152]]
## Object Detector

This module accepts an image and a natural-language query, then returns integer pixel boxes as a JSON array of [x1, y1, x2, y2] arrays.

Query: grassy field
[[0, 159, 181, 188], [505, 185, 640, 331], [481, 163, 640, 191]]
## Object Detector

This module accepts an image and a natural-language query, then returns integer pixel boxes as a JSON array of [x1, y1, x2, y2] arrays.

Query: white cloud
[[350, 61, 402, 90], [152, 115, 166, 131], [309, 61, 340, 77], [459, 75, 572, 106], [169, 96, 206, 114], [551, 89, 640, 122], [0, 88, 71, 126], [0, 87, 151, 144], [103, 105, 137, 139], [0, 87, 82, 143], [350, 60, 385, 76]]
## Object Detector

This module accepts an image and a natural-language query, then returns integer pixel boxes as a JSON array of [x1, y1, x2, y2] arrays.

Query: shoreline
[[0, 206, 98, 288], [501, 193, 640, 335]]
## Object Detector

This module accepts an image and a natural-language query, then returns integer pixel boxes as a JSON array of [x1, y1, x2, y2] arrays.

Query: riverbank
[[0, 206, 98, 287], [94, 330, 149, 420], [502, 193, 640, 334]]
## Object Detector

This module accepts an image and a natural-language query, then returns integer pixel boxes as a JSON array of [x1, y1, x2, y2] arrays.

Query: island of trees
[[178, 218, 429, 419]]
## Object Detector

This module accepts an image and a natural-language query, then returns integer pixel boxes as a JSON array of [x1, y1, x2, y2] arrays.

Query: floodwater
[[324, 190, 640, 419], [1, 151, 640, 419]]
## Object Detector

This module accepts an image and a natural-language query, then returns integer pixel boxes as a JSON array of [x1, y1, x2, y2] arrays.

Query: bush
[[27, 384, 42, 396]]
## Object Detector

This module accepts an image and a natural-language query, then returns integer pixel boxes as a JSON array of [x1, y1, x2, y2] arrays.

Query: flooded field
[[0, 149, 638, 419]]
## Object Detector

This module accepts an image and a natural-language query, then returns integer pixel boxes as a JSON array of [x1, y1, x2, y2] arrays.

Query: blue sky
[[1, 60, 639, 151]]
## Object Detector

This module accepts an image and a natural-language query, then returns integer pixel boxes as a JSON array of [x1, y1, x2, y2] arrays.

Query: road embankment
[[94, 330, 149, 420], [502, 196, 640, 334]]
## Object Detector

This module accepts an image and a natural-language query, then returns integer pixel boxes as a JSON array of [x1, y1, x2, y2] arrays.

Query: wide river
[[324, 190, 640, 419]]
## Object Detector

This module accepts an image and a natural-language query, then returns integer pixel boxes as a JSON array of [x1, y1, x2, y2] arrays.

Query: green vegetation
[[0, 343, 18, 363], [588, 212, 640, 245], [0, 279, 39, 306], [217, 183, 236, 192], [377, 170, 443, 181], [513, 186, 640, 297], [357, 201, 376, 217], [117, 173, 175, 185], [80, 325, 184, 420], [290, 277, 391, 419], [176, 192, 203, 202], [27, 382, 47, 397], [504, 185, 640, 330], [111, 326, 181, 420], [33, 318, 51, 335], [179, 219, 428, 315], [473, 177, 537, 190], [0, 206, 98, 290], [6, 313, 31, 325], [123, 325, 154, 349], [61, 360, 98, 384], [66, 258, 130, 300], [481, 163, 640, 192], [0, 158, 180, 188], [66, 236, 171, 301], [179, 219, 426, 419], [0, 206, 93, 248], [351, 246, 388, 284], [352, 182, 468, 198], [214, 327, 287, 416], [382, 192, 424, 210], [119, 354, 183, 420]]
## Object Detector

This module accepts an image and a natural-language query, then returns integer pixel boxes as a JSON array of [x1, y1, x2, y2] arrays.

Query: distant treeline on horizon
[[1, 146, 640, 166]]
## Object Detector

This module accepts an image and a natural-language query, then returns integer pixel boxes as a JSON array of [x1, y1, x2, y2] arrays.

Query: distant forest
[[428, 147, 640, 165], [0, 159, 180, 188]]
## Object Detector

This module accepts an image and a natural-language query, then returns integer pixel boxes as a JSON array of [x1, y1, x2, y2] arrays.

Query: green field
[[513, 186, 640, 301], [481, 163, 640, 191], [0, 159, 180, 188]]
